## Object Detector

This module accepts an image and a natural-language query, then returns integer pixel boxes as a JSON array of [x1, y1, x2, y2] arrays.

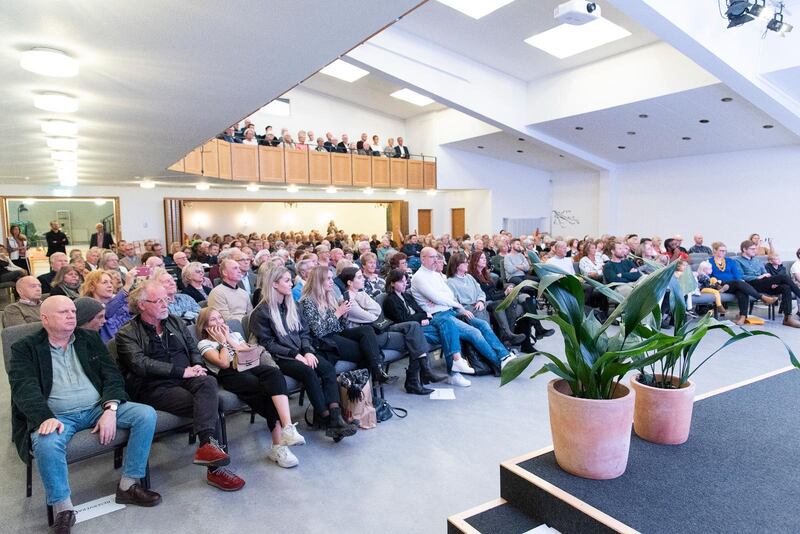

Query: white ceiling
[[0, 0, 421, 186], [301, 69, 448, 120], [533, 83, 799, 163], [443, 131, 585, 171], [396, 0, 659, 82]]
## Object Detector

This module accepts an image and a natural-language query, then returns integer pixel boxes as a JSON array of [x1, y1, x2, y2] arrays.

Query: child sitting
[[696, 260, 729, 316]]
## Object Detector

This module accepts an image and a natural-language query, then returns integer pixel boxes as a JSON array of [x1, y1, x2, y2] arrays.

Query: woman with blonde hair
[[80, 268, 135, 342], [181, 261, 212, 303], [250, 267, 357, 440], [196, 307, 305, 467], [300, 265, 391, 383], [50, 265, 83, 300]]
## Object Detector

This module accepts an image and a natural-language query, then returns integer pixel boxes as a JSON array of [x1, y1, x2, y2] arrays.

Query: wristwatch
[[104, 402, 118, 412]]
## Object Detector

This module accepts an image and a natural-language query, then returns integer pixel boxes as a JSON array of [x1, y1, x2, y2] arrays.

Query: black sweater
[[382, 292, 427, 324], [250, 301, 315, 360]]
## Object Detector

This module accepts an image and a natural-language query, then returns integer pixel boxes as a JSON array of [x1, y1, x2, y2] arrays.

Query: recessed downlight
[[617, 146, 626, 149], [699, 119, 710, 124], [396, 188, 407, 196], [34, 92, 78, 113], [426, 189, 437, 196], [627, 131, 636, 135], [574, 126, 584, 130], [363, 187, 374, 195], [682, 136, 692, 140], [518, 137, 525, 141], [325, 186, 338, 194], [477, 145, 484, 149], [516, 149, 523, 153], [20, 48, 79, 77], [245, 183, 260, 192], [140, 180, 156, 189], [286, 184, 300, 193], [763, 124, 774, 129], [721, 97, 733, 102], [638, 114, 648, 118], [51, 151, 77, 161]]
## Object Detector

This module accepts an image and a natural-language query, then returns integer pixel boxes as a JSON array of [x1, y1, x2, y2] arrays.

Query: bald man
[[9, 296, 161, 532], [38, 252, 69, 293], [90, 222, 114, 249], [2, 276, 42, 327]]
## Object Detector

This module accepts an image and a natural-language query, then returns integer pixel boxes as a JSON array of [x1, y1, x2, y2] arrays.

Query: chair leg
[[188, 432, 196, 445], [250, 412, 256, 425], [218, 411, 228, 453], [47, 505, 54, 527], [298, 388, 306, 407], [26, 458, 33, 498], [113, 446, 123, 469]]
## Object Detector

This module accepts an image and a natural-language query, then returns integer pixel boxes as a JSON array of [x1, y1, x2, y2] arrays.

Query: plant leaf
[[499, 353, 535, 386]]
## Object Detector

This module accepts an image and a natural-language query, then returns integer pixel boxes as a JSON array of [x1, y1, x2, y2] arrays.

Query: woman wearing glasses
[[80, 268, 136, 342], [181, 261, 213, 303]]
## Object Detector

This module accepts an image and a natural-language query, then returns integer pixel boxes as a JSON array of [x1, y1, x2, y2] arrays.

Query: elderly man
[[156, 269, 200, 324], [10, 296, 161, 532], [232, 250, 257, 296], [90, 223, 114, 249], [395, 136, 411, 159], [3, 276, 43, 327], [545, 241, 575, 274], [207, 258, 252, 321], [120, 242, 141, 271], [116, 282, 245, 491], [38, 252, 69, 293], [85, 247, 102, 271], [689, 234, 712, 255]]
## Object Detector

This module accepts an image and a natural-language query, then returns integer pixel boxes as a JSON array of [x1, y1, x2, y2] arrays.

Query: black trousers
[[136, 376, 219, 437], [275, 356, 338, 415], [384, 321, 429, 359], [325, 325, 383, 371], [0, 270, 23, 284], [748, 274, 800, 315], [217, 365, 287, 431], [726, 280, 762, 314], [11, 259, 28, 272]]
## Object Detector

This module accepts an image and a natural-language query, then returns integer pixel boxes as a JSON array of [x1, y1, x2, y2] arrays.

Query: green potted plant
[[498, 261, 797, 478]]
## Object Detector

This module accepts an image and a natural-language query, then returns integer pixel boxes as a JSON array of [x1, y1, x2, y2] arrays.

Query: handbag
[[370, 313, 394, 334], [337, 369, 377, 429], [375, 397, 407, 423], [232, 344, 267, 372]]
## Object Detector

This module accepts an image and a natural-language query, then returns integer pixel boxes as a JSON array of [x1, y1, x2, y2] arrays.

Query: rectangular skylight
[[319, 59, 369, 82], [437, 0, 515, 19], [524, 18, 631, 59], [390, 88, 434, 107]]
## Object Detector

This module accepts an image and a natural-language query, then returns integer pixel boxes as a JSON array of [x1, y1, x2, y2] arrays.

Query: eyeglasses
[[144, 297, 169, 305]]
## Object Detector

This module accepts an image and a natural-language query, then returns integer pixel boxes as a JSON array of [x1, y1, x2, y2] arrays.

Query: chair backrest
[[227, 319, 245, 339], [374, 292, 387, 306], [1, 322, 43, 373]]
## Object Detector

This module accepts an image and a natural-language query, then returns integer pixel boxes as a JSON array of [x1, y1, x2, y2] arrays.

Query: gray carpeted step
[[448, 498, 544, 534]]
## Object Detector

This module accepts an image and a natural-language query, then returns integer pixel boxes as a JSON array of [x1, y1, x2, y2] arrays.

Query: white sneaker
[[446, 372, 471, 387], [268, 444, 299, 468], [501, 353, 517, 370], [279, 422, 306, 446], [451, 358, 475, 375]]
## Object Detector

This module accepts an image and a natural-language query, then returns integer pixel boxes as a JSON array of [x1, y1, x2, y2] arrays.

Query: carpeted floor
[[1, 298, 797, 534]]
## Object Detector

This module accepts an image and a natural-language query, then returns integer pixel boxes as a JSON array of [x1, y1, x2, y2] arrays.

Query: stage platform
[[448, 366, 799, 534]]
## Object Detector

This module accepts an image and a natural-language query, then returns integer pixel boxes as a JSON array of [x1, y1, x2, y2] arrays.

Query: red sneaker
[[207, 468, 245, 491], [193, 438, 230, 467]]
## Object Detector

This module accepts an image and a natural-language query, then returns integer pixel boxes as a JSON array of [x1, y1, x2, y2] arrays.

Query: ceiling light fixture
[[749, 0, 774, 19], [763, 124, 774, 128], [54, 160, 77, 171], [699, 119, 710, 124], [93, 199, 107, 206], [46, 137, 78, 151], [639, 114, 649, 118], [721, 97, 734, 102], [516, 149, 524, 153], [286, 184, 300, 193], [396, 188, 407, 196], [319, 59, 369, 82], [726, 0, 756, 27], [195, 183, 210, 191], [41, 119, 78, 136], [617, 146, 626, 149], [477, 145, 484, 149], [51, 150, 77, 161], [57, 168, 77, 187], [325, 186, 338, 194], [524, 18, 631, 59], [34, 92, 79, 113], [20, 48, 79, 77], [363, 187, 374, 195], [575, 126, 584, 130], [140, 180, 156, 189], [682, 136, 692, 140], [767, 3, 793, 34], [426, 189, 438, 196], [435, 0, 515, 20], [245, 183, 260, 192], [390, 88, 434, 107]]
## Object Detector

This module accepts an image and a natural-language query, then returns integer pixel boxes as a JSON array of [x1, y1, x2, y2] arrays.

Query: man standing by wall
[[45, 221, 69, 257]]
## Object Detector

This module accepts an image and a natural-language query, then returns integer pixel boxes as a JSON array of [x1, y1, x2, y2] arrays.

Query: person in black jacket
[[90, 223, 115, 249], [382, 269, 449, 384], [9, 296, 161, 531], [45, 220, 69, 257], [250, 267, 356, 441]]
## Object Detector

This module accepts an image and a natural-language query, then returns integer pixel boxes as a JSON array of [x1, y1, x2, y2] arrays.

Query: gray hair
[[128, 280, 161, 314], [217, 247, 240, 262], [181, 261, 204, 285]]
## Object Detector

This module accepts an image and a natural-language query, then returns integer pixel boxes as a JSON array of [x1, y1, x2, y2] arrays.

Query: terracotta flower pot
[[630, 374, 695, 445], [547, 379, 635, 480]]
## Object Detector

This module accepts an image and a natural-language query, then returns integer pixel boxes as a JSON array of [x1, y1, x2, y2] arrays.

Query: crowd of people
[[218, 121, 413, 158], [6, 220, 800, 532]]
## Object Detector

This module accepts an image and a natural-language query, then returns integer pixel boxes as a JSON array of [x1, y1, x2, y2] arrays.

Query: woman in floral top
[[359, 252, 385, 298]]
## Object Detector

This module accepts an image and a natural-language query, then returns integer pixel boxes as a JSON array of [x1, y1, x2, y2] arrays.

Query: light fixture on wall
[[195, 183, 210, 191], [325, 186, 338, 194], [41, 119, 78, 136], [93, 199, 107, 206], [34, 92, 79, 112], [767, 3, 793, 34], [20, 48, 79, 77], [286, 184, 300, 193]]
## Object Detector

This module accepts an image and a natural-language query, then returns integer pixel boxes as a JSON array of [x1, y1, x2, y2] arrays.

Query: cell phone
[[136, 266, 152, 277], [341, 292, 350, 303]]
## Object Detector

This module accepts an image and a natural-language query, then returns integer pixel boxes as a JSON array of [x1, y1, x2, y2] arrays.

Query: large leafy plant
[[498, 262, 798, 398]]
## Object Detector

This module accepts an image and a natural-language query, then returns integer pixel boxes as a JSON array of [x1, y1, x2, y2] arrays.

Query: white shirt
[[546, 255, 576, 275], [410, 266, 462, 315], [791, 260, 800, 279], [579, 256, 603, 276]]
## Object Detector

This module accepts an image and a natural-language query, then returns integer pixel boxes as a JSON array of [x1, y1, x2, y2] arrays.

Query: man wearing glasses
[[116, 281, 245, 492]]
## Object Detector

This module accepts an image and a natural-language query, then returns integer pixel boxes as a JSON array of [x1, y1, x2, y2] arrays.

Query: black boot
[[325, 407, 357, 440], [405, 358, 435, 395], [374, 367, 398, 385], [521, 336, 536, 354], [419, 355, 448, 384]]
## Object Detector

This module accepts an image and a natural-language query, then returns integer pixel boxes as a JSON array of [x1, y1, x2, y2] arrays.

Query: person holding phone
[[80, 269, 136, 342]]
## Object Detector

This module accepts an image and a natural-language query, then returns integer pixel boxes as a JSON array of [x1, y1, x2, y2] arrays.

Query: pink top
[[295, 143, 308, 151]]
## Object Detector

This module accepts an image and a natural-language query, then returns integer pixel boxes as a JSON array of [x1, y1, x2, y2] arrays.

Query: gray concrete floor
[[0, 300, 796, 534]]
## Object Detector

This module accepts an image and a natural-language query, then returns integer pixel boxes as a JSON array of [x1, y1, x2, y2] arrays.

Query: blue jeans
[[30, 401, 157, 505], [423, 315, 461, 372], [431, 310, 509, 371]]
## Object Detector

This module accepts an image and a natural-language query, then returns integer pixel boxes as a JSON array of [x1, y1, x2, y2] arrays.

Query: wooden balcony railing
[[168, 139, 437, 190]]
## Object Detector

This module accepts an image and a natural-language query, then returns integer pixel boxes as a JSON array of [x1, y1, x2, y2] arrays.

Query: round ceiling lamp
[[34, 92, 79, 113], [20, 48, 79, 77]]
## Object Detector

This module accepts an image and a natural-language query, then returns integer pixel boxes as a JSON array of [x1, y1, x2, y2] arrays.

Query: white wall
[[182, 201, 389, 237], [550, 170, 601, 238], [611, 145, 800, 257], [243, 86, 405, 144]]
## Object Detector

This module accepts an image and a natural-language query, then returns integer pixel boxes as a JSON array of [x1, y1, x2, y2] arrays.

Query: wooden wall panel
[[371, 157, 390, 188], [309, 151, 331, 185], [201, 140, 219, 178], [218, 140, 232, 179], [331, 153, 353, 186], [285, 149, 310, 184], [352, 155, 372, 187], [407, 160, 423, 189], [258, 146, 284, 183], [168, 159, 184, 172], [230, 144, 259, 182], [390, 158, 407, 188], [423, 161, 436, 190], [184, 147, 203, 175]]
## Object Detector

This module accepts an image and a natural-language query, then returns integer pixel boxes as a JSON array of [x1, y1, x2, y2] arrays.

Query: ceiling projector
[[554, 0, 601, 25]]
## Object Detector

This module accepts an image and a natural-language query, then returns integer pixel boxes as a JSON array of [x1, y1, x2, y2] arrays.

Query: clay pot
[[630, 374, 695, 445], [547, 379, 635, 480]]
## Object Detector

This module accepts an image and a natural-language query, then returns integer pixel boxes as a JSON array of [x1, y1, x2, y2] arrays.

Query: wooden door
[[418, 209, 432, 235], [451, 208, 465, 238]]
